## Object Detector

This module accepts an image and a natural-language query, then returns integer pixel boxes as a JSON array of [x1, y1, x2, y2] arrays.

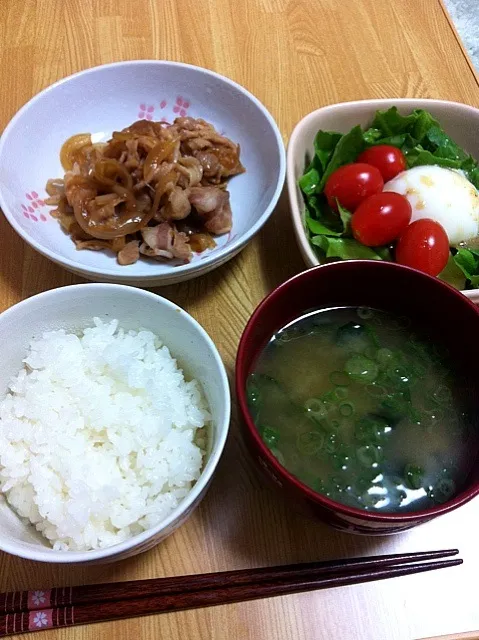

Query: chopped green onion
[[322, 390, 337, 401], [370, 312, 383, 326], [339, 402, 354, 417], [431, 477, 456, 503], [357, 445, 383, 467], [421, 408, 444, 433], [261, 426, 279, 448], [332, 451, 351, 471], [336, 322, 372, 353], [386, 365, 411, 386], [360, 491, 382, 509], [321, 416, 341, 433], [345, 354, 379, 384], [325, 434, 339, 453], [364, 345, 377, 360], [366, 383, 388, 398], [365, 325, 380, 349], [304, 398, 327, 417], [319, 392, 336, 413], [296, 431, 324, 455], [355, 414, 392, 444], [357, 307, 374, 320], [246, 375, 261, 405], [333, 387, 348, 400], [404, 463, 424, 490], [376, 348, 395, 368], [407, 336, 429, 359], [380, 395, 407, 421], [276, 329, 295, 343], [432, 385, 453, 406]]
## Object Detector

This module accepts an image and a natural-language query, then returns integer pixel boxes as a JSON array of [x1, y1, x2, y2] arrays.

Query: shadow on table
[[256, 183, 307, 294], [199, 415, 392, 573]]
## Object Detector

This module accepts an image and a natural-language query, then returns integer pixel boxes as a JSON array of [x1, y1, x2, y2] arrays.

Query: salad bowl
[[287, 99, 479, 302]]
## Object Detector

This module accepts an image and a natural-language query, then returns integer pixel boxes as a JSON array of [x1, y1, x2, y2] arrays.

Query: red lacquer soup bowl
[[236, 261, 479, 535]]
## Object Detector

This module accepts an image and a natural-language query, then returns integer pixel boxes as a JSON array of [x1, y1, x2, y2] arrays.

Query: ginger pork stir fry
[[45, 118, 245, 265]]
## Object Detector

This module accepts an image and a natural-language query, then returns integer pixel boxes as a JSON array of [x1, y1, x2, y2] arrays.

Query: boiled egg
[[383, 165, 479, 246]]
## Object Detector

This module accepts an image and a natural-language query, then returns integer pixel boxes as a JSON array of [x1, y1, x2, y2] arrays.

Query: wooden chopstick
[[0, 552, 462, 637], [0, 548, 459, 614]]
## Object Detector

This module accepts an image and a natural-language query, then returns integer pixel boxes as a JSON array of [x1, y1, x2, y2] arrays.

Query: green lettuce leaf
[[337, 202, 352, 234], [305, 201, 352, 237], [317, 126, 366, 192], [424, 126, 468, 161], [453, 249, 479, 287], [406, 148, 461, 169], [314, 130, 342, 172], [299, 167, 320, 196], [438, 254, 467, 290], [311, 236, 384, 260], [306, 213, 343, 237], [410, 109, 440, 142], [370, 107, 417, 136], [460, 156, 479, 189]]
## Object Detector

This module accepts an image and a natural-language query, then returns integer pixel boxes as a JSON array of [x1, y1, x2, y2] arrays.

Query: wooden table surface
[[1, 1, 478, 639]]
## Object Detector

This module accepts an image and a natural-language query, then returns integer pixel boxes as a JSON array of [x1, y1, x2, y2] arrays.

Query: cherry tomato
[[324, 163, 384, 211], [395, 219, 449, 277], [351, 192, 412, 246], [357, 145, 406, 182]]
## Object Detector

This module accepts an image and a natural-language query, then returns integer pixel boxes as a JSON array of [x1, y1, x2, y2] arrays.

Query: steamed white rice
[[0, 319, 209, 552]]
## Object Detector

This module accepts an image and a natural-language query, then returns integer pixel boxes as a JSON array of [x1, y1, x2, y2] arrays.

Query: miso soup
[[247, 306, 477, 512]]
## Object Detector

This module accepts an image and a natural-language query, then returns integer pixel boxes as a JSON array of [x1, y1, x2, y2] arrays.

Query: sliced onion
[[143, 137, 179, 181], [150, 169, 178, 215], [93, 159, 133, 190], [73, 200, 155, 240], [60, 134, 92, 171], [111, 131, 137, 142], [45, 178, 65, 196]]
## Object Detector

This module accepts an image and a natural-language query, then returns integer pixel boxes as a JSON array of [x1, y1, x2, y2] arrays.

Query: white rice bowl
[[0, 318, 210, 552]]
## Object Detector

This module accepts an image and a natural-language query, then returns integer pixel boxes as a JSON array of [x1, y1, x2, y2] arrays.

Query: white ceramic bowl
[[287, 98, 479, 303], [0, 61, 285, 286], [0, 284, 230, 563]]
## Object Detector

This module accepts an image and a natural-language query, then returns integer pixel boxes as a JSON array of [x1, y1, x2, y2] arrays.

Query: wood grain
[[0, 1, 478, 639]]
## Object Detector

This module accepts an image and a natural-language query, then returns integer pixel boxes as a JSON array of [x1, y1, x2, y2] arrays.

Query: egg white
[[383, 165, 479, 246]]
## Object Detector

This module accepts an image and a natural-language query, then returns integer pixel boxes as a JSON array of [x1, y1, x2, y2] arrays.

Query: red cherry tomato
[[351, 192, 412, 246], [324, 163, 384, 211], [395, 219, 449, 277], [357, 145, 407, 182]]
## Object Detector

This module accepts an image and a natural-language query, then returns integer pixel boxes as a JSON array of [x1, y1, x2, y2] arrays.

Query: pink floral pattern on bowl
[[173, 96, 190, 117], [136, 96, 190, 123], [138, 104, 155, 120], [21, 192, 48, 222]]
